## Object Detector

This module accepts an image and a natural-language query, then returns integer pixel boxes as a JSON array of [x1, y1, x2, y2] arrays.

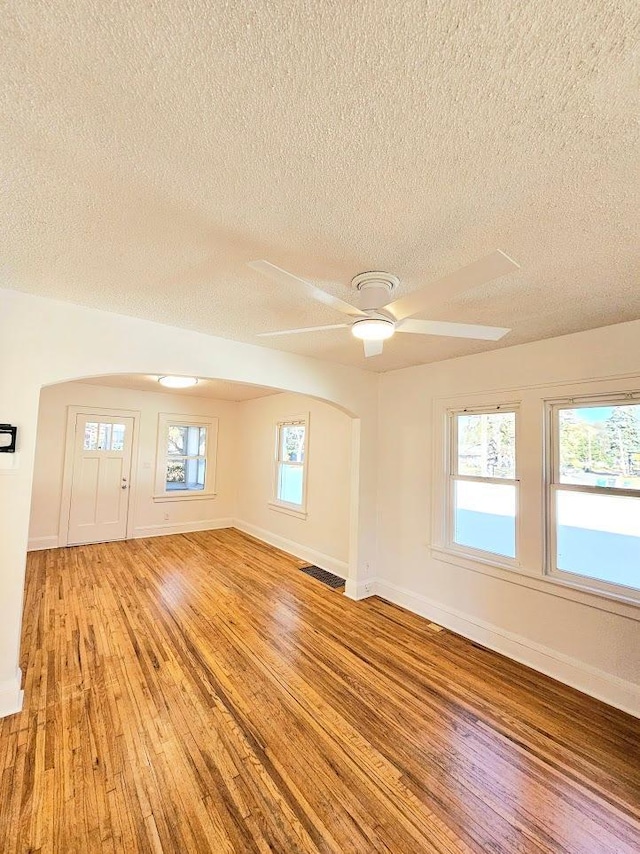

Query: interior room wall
[[29, 384, 354, 580], [0, 288, 378, 716], [28, 381, 239, 549], [377, 318, 640, 716], [235, 393, 352, 577]]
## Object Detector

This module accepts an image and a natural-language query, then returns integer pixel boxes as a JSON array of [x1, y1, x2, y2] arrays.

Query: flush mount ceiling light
[[351, 318, 395, 341], [157, 376, 199, 389]]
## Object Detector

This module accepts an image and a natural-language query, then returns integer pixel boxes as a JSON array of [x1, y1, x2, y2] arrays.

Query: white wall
[[28, 384, 353, 579], [0, 288, 379, 717], [377, 319, 640, 716], [236, 393, 352, 577], [28, 382, 238, 549]]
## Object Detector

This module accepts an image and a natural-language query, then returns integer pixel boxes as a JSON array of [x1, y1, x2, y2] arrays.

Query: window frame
[[545, 394, 640, 601], [153, 413, 218, 502], [445, 404, 521, 567], [269, 415, 309, 519]]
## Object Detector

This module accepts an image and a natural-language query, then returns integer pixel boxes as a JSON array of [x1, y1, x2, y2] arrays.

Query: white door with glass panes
[[68, 414, 134, 545]]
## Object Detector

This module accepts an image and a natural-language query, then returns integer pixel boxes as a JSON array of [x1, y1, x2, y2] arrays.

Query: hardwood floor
[[1, 529, 639, 853]]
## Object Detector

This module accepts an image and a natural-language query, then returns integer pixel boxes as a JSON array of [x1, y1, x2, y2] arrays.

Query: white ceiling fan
[[249, 250, 519, 358]]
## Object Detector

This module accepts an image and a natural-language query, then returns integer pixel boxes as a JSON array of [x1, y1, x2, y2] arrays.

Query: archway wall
[[0, 289, 379, 702]]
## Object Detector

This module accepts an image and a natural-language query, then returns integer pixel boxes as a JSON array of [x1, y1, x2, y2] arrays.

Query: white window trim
[[153, 413, 218, 502], [444, 403, 521, 567], [545, 393, 640, 603], [269, 414, 309, 519]]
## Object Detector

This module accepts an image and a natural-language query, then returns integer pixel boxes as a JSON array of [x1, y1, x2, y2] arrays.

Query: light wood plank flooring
[[1, 529, 639, 853]]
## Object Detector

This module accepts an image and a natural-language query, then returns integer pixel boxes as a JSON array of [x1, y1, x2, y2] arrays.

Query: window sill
[[152, 492, 217, 503], [268, 501, 308, 520], [431, 544, 522, 574], [429, 544, 640, 619]]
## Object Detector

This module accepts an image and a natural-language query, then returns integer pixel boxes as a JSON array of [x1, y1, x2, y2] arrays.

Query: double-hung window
[[272, 417, 308, 515], [449, 407, 518, 560], [166, 424, 206, 491], [548, 398, 640, 595], [154, 414, 218, 500]]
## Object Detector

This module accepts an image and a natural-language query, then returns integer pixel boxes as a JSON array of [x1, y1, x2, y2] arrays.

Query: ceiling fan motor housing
[[351, 271, 399, 311]]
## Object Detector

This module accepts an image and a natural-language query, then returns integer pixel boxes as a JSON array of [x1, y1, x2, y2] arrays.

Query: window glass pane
[[183, 425, 203, 455], [198, 427, 207, 456], [556, 489, 640, 590], [280, 425, 305, 463], [278, 463, 304, 505], [165, 458, 206, 491], [558, 404, 640, 489], [166, 459, 186, 489], [168, 425, 207, 457], [454, 480, 516, 558], [111, 424, 125, 451], [84, 422, 98, 450], [456, 412, 515, 478], [97, 422, 112, 451], [185, 457, 205, 490], [167, 425, 188, 456]]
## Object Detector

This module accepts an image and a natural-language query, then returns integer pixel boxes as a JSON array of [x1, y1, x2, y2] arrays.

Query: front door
[[67, 414, 134, 545]]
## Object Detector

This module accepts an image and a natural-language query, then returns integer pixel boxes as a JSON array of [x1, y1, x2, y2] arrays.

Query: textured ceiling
[[2, 1, 639, 372], [79, 375, 278, 402]]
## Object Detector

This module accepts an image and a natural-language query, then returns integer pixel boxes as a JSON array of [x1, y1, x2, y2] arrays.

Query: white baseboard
[[27, 535, 60, 552], [344, 578, 376, 600], [0, 669, 23, 719], [132, 518, 234, 539], [375, 579, 640, 719], [234, 519, 348, 579], [28, 520, 235, 550]]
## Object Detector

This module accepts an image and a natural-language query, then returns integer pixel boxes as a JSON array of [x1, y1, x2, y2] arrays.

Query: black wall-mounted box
[[0, 424, 17, 453]]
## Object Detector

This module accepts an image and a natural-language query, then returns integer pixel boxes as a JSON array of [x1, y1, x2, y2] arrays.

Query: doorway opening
[[28, 373, 359, 589]]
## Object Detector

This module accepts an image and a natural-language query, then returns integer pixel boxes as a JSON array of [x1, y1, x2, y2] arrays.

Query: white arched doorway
[[29, 372, 359, 588], [0, 290, 379, 715]]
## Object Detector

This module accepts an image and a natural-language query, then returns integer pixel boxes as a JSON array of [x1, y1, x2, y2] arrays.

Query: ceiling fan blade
[[397, 318, 510, 341], [257, 323, 349, 337], [363, 339, 384, 357], [384, 250, 520, 322], [249, 260, 367, 319]]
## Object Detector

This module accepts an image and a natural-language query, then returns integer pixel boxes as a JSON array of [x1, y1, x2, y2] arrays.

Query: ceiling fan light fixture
[[157, 375, 199, 389], [249, 251, 520, 353], [351, 318, 395, 341]]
